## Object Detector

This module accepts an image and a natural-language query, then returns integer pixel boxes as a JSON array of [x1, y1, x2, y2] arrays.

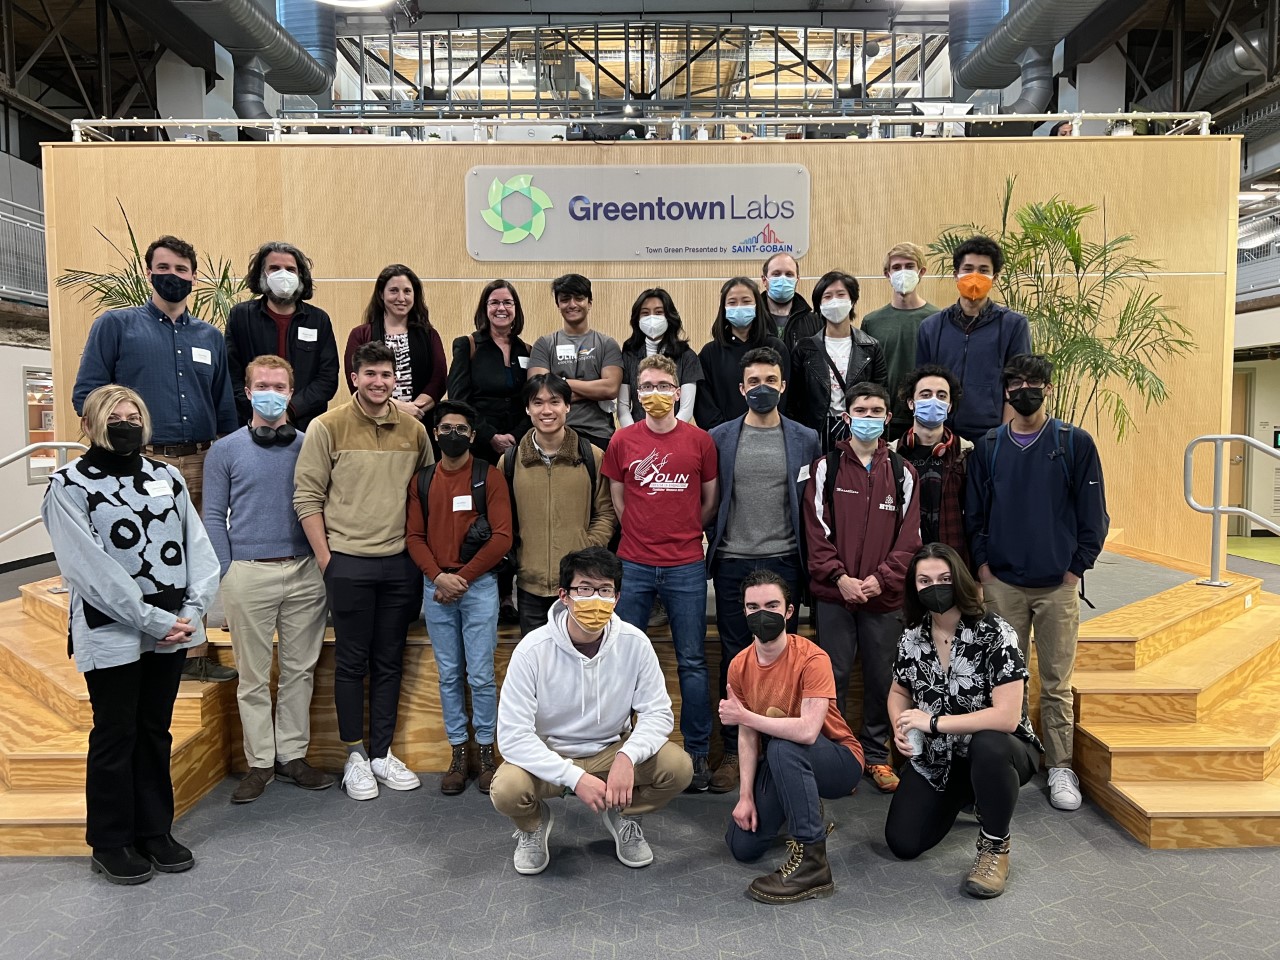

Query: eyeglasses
[[487, 299, 515, 309], [1006, 378, 1046, 389], [437, 424, 473, 436], [107, 415, 144, 425], [637, 384, 678, 396], [566, 584, 617, 599]]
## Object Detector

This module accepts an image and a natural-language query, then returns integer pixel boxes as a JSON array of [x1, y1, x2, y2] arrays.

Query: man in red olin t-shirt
[[720, 569, 864, 904]]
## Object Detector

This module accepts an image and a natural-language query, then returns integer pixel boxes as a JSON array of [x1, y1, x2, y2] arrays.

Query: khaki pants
[[221, 557, 328, 769], [490, 740, 693, 833], [983, 578, 1079, 769]]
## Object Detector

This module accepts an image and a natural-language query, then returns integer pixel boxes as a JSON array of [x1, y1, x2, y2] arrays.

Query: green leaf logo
[[481, 174, 553, 244]]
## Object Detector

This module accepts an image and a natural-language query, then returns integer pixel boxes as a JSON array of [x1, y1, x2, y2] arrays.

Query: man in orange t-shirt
[[720, 569, 864, 904]]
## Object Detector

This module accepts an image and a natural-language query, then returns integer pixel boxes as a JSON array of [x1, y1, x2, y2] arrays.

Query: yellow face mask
[[640, 391, 676, 419], [569, 596, 615, 633]]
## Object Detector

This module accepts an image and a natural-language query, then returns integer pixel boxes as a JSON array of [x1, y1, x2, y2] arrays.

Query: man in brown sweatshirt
[[407, 400, 513, 797]]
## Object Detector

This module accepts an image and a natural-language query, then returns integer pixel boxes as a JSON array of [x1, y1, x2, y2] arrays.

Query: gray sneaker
[[512, 800, 555, 875], [601, 808, 654, 868]]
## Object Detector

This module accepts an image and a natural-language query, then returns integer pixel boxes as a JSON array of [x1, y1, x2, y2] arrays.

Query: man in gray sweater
[[203, 355, 334, 803]]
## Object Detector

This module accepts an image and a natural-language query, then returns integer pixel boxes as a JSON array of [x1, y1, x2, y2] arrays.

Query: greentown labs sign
[[466, 164, 810, 262]]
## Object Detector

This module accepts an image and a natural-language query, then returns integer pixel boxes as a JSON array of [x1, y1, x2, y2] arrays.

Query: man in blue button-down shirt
[[73, 234, 239, 683]]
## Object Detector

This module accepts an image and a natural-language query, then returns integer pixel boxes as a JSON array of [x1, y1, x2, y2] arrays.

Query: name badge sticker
[[555, 344, 576, 363], [797, 464, 811, 483], [518, 356, 530, 369], [191, 347, 212, 365], [298, 327, 318, 342], [144, 480, 172, 497], [452, 495, 473, 512]]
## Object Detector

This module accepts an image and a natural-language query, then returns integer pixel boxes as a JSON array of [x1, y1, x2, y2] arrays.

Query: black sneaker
[[499, 600, 520, 626], [685, 754, 712, 792], [181, 655, 238, 683], [90, 846, 153, 885], [136, 833, 194, 873]]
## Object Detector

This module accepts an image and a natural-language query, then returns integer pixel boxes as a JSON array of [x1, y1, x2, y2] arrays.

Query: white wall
[[0, 345, 55, 565], [1075, 45, 1126, 136], [1237, 307, 1280, 349], [1236, 359, 1280, 532]]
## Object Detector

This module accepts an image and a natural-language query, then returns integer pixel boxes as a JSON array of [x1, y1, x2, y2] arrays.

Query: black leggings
[[885, 730, 1040, 860]]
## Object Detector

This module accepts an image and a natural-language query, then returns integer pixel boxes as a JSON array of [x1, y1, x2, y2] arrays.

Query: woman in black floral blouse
[[884, 543, 1043, 900]]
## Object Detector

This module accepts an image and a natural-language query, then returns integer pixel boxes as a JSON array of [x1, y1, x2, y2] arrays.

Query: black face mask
[[106, 421, 144, 456], [1007, 386, 1045, 417], [150, 272, 193, 304], [746, 609, 787, 643], [438, 433, 472, 458], [744, 385, 781, 415], [918, 584, 955, 615], [249, 423, 298, 447]]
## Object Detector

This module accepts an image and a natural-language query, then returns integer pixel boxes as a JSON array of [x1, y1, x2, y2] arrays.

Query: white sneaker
[[1047, 767, 1082, 811], [371, 751, 421, 791], [342, 754, 379, 801], [601, 808, 654, 868], [513, 800, 555, 875]]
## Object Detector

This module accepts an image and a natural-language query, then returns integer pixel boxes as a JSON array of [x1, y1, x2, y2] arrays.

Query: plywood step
[[20, 577, 69, 635], [1073, 605, 1280, 724], [1109, 769, 1280, 849], [0, 783, 89, 856], [1076, 577, 1260, 671]]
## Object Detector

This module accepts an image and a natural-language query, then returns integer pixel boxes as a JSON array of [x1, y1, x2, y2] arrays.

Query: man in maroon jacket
[[803, 381, 922, 794]]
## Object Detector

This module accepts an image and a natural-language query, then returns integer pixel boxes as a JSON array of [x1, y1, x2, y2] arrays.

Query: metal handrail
[[1183, 434, 1280, 587], [0, 442, 86, 545]]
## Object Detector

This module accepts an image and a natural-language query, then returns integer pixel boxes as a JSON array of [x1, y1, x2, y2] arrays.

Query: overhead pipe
[[1005, 45, 1055, 113], [1139, 30, 1267, 112], [952, 0, 1110, 93]]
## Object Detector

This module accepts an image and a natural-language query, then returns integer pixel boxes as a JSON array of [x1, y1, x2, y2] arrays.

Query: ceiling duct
[[1005, 45, 1054, 113], [1139, 30, 1267, 112], [1238, 213, 1280, 249]]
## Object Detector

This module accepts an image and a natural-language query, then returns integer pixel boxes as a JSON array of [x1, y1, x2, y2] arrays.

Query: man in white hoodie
[[492, 547, 694, 875]]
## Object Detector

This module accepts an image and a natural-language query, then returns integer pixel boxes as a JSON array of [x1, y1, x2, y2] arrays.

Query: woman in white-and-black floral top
[[884, 543, 1043, 900]]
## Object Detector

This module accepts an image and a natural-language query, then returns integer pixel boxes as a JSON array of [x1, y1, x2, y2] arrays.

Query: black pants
[[326, 551, 421, 760], [884, 730, 1040, 859], [517, 588, 558, 638], [814, 601, 902, 766], [83, 649, 187, 849], [712, 553, 801, 754]]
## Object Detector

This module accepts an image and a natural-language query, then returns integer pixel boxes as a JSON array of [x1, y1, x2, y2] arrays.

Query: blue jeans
[[616, 559, 712, 756], [423, 572, 499, 745]]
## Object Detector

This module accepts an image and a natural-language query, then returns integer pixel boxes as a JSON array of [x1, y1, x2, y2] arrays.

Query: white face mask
[[889, 269, 920, 295], [639, 315, 668, 340], [820, 298, 852, 323], [266, 270, 301, 300]]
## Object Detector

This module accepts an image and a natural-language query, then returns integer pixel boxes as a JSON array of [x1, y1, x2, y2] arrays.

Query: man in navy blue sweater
[[965, 354, 1109, 813]]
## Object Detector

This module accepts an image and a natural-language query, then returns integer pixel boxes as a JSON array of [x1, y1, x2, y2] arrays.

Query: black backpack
[[502, 434, 598, 554], [416, 459, 512, 575], [821, 447, 908, 539]]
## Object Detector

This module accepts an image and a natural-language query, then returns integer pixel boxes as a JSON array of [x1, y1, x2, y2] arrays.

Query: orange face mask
[[956, 273, 994, 301]]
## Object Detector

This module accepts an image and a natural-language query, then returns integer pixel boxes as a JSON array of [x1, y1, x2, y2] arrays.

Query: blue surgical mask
[[250, 390, 289, 421], [913, 397, 949, 428], [848, 416, 885, 443], [767, 276, 797, 303], [725, 305, 756, 328]]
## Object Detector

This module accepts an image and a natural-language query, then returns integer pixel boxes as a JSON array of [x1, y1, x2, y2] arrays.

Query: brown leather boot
[[747, 840, 834, 904], [441, 744, 468, 795], [962, 833, 1011, 899], [476, 744, 497, 795]]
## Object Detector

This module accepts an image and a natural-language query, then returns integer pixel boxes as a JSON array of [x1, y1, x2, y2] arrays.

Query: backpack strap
[[1058, 419, 1075, 488], [888, 448, 906, 535], [416, 463, 438, 535], [822, 449, 842, 533], [577, 433, 598, 521], [470, 458, 488, 519], [984, 425, 1003, 480]]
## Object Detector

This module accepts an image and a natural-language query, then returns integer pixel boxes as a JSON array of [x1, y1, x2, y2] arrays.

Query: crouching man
[[491, 547, 693, 875], [721, 569, 864, 904]]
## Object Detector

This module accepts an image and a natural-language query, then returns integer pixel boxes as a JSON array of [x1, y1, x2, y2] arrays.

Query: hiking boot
[[867, 763, 899, 793], [820, 800, 835, 837], [709, 753, 738, 794], [90, 846, 153, 885], [962, 833, 1011, 899], [648, 599, 668, 628], [136, 833, 194, 873], [601, 808, 654, 868], [685, 753, 711, 793], [275, 758, 335, 791], [180, 654, 238, 683], [441, 744, 468, 795], [512, 800, 555, 875], [748, 840, 834, 904], [230, 766, 274, 804], [477, 744, 497, 795]]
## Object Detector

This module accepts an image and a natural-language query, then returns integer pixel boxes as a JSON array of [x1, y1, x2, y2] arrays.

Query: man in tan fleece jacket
[[293, 341, 432, 802]]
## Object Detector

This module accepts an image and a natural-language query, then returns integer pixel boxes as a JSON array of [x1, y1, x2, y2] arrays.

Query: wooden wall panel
[[43, 137, 1239, 567]]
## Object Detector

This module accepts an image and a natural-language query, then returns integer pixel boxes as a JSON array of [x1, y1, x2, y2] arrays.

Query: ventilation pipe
[[1139, 30, 1267, 112], [952, 0, 1110, 95], [278, 0, 337, 83], [1005, 45, 1055, 113], [948, 0, 1010, 96], [232, 55, 272, 120]]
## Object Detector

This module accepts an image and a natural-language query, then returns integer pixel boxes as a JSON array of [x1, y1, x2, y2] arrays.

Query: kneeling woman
[[42, 385, 220, 884], [885, 543, 1043, 899]]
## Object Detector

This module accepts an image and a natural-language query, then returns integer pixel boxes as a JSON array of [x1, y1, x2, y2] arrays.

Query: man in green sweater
[[861, 242, 939, 442]]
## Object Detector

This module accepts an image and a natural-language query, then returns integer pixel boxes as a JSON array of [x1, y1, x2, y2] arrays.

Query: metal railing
[[1184, 434, 1280, 587], [0, 442, 85, 545], [0, 199, 46, 306]]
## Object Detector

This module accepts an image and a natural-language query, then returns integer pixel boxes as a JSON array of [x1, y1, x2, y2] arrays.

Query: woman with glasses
[[42, 385, 220, 885], [617, 288, 702, 427], [884, 543, 1042, 900], [695, 277, 789, 430]]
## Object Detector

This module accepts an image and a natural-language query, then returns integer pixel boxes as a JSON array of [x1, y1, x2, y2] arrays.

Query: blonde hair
[[636, 354, 678, 380], [245, 353, 295, 389], [80, 385, 152, 450], [883, 242, 928, 274]]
